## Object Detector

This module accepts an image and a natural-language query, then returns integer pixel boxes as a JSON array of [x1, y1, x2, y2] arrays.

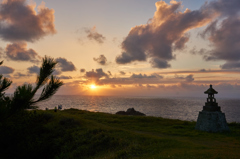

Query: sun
[[90, 84, 96, 89]]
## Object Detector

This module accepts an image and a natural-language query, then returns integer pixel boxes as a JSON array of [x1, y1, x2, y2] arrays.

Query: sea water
[[37, 96, 240, 123]]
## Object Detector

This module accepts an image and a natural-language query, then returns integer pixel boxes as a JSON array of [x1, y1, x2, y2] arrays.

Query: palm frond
[[33, 56, 57, 94], [0, 61, 12, 96], [0, 77, 12, 94], [32, 75, 63, 104]]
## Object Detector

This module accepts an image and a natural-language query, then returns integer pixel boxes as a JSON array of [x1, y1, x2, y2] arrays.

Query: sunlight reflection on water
[[37, 96, 240, 123]]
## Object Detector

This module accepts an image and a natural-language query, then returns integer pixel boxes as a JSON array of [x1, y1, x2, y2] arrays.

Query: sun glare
[[90, 84, 96, 89]]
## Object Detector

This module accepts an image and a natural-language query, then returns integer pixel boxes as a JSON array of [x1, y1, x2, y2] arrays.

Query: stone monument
[[195, 85, 230, 132]]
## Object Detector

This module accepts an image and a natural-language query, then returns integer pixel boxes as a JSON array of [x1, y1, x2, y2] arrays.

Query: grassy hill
[[1, 109, 240, 159]]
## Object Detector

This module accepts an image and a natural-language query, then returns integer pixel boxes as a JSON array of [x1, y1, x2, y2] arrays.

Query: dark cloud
[[174, 74, 185, 80], [85, 68, 109, 84], [189, 47, 208, 55], [13, 72, 28, 78], [107, 71, 112, 76], [206, 0, 240, 17], [85, 68, 108, 79], [185, 74, 194, 82], [201, 18, 240, 62], [220, 62, 240, 69], [80, 69, 85, 73], [116, 0, 216, 68], [156, 69, 240, 75], [56, 57, 76, 72], [5, 42, 41, 63], [131, 73, 162, 79], [85, 26, 106, 44], [0, 65, 14, 74], [173, 34, 190, 50], [0, 0, 56, 42], [93, 54, 107, 65], [199, 0, 240, 69], [150, 58, 171, 69], [58, 75, 72, 79], [199, 69, 207, 72], [116, 0, 240, 69], [115, 52, 138, 64], [175, 74, 194, 82], [27, 65, 40, 74], [119, 71, 126, 75]]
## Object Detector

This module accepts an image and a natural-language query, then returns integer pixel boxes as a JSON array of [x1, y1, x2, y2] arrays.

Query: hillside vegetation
[[1, 109, 240, 159]]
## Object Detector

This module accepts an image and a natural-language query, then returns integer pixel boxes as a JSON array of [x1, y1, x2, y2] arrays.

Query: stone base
[[195, 111, 230, 132]]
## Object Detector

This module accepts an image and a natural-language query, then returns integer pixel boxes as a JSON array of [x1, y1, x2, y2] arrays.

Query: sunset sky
[[0, 0, 240, 98]]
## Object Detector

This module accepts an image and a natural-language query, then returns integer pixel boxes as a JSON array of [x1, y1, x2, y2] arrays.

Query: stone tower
[[195, 85, 229, 132]]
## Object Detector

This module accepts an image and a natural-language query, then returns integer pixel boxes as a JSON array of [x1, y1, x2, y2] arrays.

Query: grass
[[0, 109, 240, 159]]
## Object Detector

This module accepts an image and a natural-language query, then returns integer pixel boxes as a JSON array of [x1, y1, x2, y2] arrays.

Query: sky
[[0, 0, 240, 98]]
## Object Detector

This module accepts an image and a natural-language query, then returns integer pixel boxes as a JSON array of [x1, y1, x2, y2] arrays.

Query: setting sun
[[90, 84, 96, 89]]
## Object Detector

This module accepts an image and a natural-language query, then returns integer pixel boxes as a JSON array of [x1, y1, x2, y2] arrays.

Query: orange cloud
[[0, 0, 56, 42], [4, 42, 41, 63], [116, 0, 218, 68]]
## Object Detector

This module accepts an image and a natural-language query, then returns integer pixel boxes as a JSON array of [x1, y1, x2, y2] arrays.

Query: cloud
[[146, 84, 157, 89], [85, 68, 109, 84], [56, 57, 76, 72], [190, 47, 208, 55], [28, 65, 61, 75], [13, 72, 28, 78], [201, 18, 240, 62], [173, 34, 190, 50], [85, 26, 106, 44], [185, 74, 194, 82], [107, 71, 112, 76], [86, 68, 108, 79], [175, 74, 194, 82], [80, 68, 85, 73], [156, 69, 240, 75], [93, 54, 107, 65], [199, 0, 240, 69], [116, 0, 216, 68], [150, 58, 171, 68], [174, 74, 185, 80], [0, 0, 56, 42], [4, 42, 41, 63], [58, 75, 72, 79], [220, 62, 240, 69], [119, 71, 126, 75], [0, 47, 3, 58], [131, 73, 162, 79], [199, 69, 207, 72], [0, 65, 14, 74], [52, 69, 62, 75], [27, 65, 40, 74]]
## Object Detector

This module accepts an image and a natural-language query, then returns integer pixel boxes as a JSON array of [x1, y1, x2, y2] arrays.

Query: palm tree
[[0, 56, 63, 120], [0, 61, 13, 118]]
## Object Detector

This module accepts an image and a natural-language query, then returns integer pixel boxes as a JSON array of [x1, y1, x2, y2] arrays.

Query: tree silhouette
[[0, 56, 63, 120]]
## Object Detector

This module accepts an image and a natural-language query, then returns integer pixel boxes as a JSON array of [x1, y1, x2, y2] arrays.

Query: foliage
[[0, 56, 63, 120], [1, 109, 240, 159]]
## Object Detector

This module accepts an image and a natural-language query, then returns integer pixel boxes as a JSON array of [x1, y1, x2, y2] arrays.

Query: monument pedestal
[[195, 111, 229, 132], [195, 85, 230, 132]]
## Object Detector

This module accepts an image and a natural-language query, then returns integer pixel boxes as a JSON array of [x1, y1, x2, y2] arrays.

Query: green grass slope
[[1, 109, 240, 159]]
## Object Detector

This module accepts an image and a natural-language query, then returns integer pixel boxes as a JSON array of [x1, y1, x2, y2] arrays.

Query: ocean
[[37, 96, 240, 123]]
